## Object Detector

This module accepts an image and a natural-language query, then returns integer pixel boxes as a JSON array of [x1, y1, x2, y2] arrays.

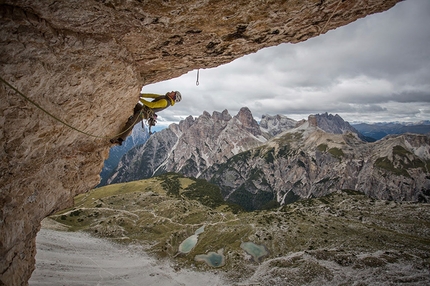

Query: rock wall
[[0, 0, 401, 285]]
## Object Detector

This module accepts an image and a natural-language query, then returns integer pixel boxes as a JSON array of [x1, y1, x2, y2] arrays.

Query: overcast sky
[[143, 0, 430, 128]]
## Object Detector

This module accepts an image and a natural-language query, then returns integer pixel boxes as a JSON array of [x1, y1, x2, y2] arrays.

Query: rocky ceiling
[[0, 0, 401, 285]]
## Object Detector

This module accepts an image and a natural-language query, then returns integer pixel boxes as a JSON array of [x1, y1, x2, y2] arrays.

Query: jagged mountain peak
[[310, 112, 364, 140], [196, 109, 233, 122], [212, 109, 232, 121], [260, 114, 298, 136], [201, 110, 211, 118], [211, 129, 429, 210], [1, 0, 404, 283], [177, 115, 195, 132], [105, 107, 429, 212], [108, 107, 273, 182], [233, 107, 261, 137], [106, 109, 365, 185]]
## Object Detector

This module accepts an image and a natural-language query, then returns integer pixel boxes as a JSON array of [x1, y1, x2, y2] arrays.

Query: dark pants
[[116, 104, 151, 141]]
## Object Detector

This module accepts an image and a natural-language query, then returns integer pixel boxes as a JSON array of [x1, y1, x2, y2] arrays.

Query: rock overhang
[[0, 0, 402, 285]]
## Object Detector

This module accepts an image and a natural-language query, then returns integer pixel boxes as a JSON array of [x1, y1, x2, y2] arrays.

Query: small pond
[[195, 249, 225, 267], [194, 225, 205, 235], [178, 234, 198, 254], [240, 241, 269, 262], [178, 225, 205, 254]]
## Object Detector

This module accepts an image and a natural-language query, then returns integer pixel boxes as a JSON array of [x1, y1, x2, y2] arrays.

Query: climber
[[110, 91, 182, 145]]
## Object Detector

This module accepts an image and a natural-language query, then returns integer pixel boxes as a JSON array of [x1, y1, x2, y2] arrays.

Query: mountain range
[[98, 124, 149, 186], [352, 121, 430, 141], [102, 108, 430, 210]]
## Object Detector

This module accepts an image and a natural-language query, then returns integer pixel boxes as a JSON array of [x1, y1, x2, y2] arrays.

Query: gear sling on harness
[[113, 95, 172, 143]]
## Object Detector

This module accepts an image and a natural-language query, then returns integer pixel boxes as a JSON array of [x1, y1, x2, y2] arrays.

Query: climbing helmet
[[174, 91, 182, 102]]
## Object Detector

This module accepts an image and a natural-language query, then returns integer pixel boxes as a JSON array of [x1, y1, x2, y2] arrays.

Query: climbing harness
[[0, 75, 140, 140], [196, 69, 200, 86], [320, 0, 343, 35], [147, 114, 158, 135], [141, 106, 158, 134]]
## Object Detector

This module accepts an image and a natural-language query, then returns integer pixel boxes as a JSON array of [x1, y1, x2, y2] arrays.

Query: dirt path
[[29, 222, 225, 286]]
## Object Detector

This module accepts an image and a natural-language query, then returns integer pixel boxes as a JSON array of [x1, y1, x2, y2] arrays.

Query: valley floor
[[29, 216, 430, 286], [30, 181, 430, 286], [29, 219, 225, 286]]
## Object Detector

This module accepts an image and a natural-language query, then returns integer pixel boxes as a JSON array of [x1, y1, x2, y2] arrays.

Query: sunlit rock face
[[0, 0, 401, 285]]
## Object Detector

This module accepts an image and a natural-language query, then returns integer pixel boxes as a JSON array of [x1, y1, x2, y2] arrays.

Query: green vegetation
[[394, 145, 427, 169], [375, 145, 429, 176], [48, 174, 430, 285], [249, 168, 264, 182], [179, 158, 199, 175], [263, 148, 275, 164], [283, 191, 300, 205], [393, 145, 411, 156], [375, 157, 410, 177], [317, 144, 328, 152], [228, 185, 255, 211], [316, 144, 344, 161], [230, 150, 253, 164], [327, 147, 344, 160], [278, 132, 304, 143], [157, 172, 182, 197], [182, 178, 225, 208], [47, 173, 430, 284], [213, 150, 252, 176], [256, 191, 279, 210], [277, 143, 293, 158]]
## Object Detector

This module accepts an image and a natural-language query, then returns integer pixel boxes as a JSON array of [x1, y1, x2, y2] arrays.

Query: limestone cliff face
[[211, 129, 430, 210], [108, 107, 269, 183], [260, 114, 299, 136], [0, 0, 401, 285], [105, 108, 430, 212]]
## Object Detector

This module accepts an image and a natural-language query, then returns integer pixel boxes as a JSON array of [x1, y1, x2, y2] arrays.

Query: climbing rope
[[0, 75, 140, 140], [1, 1, 342, 139], [320, 0, 343, 35]]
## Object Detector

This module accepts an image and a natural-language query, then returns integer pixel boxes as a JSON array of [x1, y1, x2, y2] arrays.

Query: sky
[[143, 0, 430, 128]]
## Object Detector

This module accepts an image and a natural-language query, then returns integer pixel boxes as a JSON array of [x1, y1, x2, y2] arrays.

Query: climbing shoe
[[110, 138, 123, 146]]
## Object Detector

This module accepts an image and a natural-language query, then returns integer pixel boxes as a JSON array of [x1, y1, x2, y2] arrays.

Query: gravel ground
[[29, 224, 226, 286]]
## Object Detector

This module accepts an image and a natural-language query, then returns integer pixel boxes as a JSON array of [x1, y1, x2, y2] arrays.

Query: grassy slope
[[51, 174, 430, 285]]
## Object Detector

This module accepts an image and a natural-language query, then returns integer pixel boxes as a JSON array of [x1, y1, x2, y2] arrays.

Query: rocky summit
[[106, 108, 430, 211], [0, 1, 404, 284], [108, 107, 271, 183], [210, 123, 430, 210]]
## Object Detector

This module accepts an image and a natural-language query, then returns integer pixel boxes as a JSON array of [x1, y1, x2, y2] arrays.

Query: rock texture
[[47, 175, 430, 285], [211, 124, 430, 210], [314, 112, 366, 140], [108, 109, 430, 211], [260, 114, 300, 136], [0, 0, 402, 285], [108, 107, 270, 183]]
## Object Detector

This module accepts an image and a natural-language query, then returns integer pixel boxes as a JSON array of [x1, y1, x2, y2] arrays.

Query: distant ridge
[[102, 107, 430, 210], [352, 121, 430, 141], [98, 124, 149, 187]]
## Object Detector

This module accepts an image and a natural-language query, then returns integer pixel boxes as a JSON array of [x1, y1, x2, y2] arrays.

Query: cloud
[[144, 0, 430, 125]]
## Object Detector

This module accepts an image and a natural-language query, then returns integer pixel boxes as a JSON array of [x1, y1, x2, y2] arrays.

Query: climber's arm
[[139, 98, 168, 109], [140, 93, 162, 99]]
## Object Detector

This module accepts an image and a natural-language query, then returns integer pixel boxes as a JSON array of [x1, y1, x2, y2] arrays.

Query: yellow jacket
[[139, 93, 175, 111]]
